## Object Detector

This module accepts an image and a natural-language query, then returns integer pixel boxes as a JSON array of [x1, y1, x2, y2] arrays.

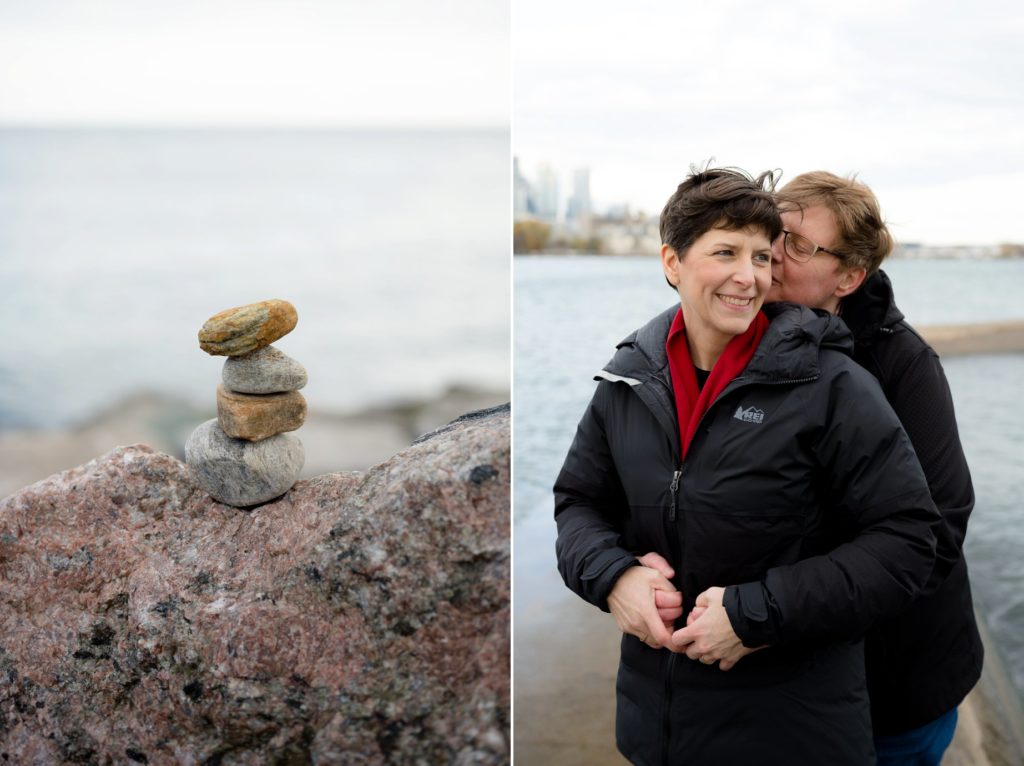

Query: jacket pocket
[[682, 504, 806, 588], [624, 502, 672, 557]]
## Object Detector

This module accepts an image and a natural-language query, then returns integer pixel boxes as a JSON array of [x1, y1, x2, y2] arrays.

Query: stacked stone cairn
[[185, 299, 308, 507]]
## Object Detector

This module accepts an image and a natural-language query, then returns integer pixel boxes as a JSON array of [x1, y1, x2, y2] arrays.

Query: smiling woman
[[552, 166, 943, 764], [661, 227, 773, 368]]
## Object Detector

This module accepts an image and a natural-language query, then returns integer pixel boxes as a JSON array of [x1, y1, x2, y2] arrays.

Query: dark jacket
[[554, 301, 941, 765], [843, 270, 983, 735]]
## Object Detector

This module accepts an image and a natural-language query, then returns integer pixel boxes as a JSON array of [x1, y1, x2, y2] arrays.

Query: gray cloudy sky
[[3, 1, 1021, 244], [514, 0, 1024, 246], [0, 0, 508, 127]]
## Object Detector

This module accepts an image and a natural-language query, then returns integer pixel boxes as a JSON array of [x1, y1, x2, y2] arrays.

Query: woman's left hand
[[670, 587, 764, 670]]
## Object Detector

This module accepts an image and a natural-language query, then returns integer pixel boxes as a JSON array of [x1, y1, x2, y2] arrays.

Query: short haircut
[[778, 171, 894, 275], [659, 166, 782, 260]]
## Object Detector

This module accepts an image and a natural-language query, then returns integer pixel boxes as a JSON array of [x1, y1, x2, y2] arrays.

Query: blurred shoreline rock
[[919, 320, 1024, 357], [0, 385, 508, 500], [0, 405, 510, 764]]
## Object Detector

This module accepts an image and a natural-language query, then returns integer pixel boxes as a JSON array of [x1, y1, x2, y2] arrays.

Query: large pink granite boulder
[[0, 405, 509, 765]]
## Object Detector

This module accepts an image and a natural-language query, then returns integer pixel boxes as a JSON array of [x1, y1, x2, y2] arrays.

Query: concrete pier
[[920, 319, 1024, 357]]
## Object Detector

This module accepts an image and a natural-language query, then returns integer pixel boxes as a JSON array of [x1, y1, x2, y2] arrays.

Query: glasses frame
[[781, 230, 844, 263]]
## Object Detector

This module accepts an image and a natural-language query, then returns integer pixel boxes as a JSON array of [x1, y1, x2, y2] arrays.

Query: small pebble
[[222, 345, 307, 394], [216, 385, 306, 442], [198, 299, 298, 357], [185, 419, 304, 506]]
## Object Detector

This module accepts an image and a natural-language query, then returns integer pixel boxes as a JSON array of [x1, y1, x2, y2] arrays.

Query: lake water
[[514, 255, 1024, 696], [0, 128, 510, 429]]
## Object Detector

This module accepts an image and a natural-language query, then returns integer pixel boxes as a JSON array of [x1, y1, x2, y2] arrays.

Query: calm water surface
[[0, 128, 510, 428]]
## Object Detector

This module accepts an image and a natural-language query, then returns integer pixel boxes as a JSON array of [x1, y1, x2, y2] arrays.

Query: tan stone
[[216, 385, 307, 441], [198, 299, 298, 357]]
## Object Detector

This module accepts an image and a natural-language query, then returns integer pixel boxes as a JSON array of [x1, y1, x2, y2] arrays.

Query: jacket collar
[[839, 269, 905, 343], [602, 302, 853, 386], [604, 305, 676, 381]]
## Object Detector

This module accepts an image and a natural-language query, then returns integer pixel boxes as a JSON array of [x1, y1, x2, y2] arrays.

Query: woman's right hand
[[638, 551, 684, 627], [607, 565, 680, 649]]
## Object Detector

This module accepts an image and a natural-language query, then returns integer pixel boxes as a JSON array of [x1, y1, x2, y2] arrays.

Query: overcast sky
[[0, 0, 508, 127], [4, 1, 1021, 244], [514, 0, 1024, 246]]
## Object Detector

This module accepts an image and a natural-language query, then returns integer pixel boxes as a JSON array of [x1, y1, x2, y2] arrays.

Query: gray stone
[[222, 345, 308, 394], [184, 418, 304, 506]]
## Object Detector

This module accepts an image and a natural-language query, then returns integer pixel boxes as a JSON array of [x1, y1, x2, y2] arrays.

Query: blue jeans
[[874, 708, 959, 766]]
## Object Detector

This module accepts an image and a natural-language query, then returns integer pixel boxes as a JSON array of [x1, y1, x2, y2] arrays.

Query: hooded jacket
[[843, 270, 983, 735], [554, 301, 940, 765]]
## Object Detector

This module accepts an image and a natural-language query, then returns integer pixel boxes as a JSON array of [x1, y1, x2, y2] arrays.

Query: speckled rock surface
[[215, 386, 307, 442], [222, 346, 308, 394], [185, 419, 305, 506], [0, 405, 510, 765], [198, 299, 298, 357]]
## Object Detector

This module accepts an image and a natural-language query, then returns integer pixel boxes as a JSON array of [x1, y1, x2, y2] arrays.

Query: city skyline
[[513, 156, 1021, 256], [513, 0, 1024, 247], [512, 146, 1024, 247], [514, 158, 597, 223]]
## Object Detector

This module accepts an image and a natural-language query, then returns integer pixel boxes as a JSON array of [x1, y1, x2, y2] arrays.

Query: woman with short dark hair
[[554, 166, 941, 764]]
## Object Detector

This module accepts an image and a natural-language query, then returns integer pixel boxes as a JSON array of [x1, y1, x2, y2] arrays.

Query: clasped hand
[[606, 558, 683, 649], [607, 552, 763, 670]]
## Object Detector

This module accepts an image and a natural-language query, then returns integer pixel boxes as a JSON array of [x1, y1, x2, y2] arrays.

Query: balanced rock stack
[[185, 299, 308, 507]]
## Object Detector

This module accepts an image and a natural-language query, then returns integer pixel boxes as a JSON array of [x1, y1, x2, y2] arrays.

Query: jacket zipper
[[662, 652, 676, 766], [661, 467, 683, 764], [641, 371, 820, 764], [658, 376, 799, 765], [668, 469, 681, 522]]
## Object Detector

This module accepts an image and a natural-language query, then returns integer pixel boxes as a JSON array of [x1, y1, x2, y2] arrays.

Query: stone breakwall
[[0, 405, 510, 765], [920, 320, 1024, 357]]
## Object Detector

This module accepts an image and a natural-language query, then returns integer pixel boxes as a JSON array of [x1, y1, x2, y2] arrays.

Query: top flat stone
[[198, 299, 298, 356]]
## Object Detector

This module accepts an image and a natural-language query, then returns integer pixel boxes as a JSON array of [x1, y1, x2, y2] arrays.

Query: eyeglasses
[[781, 230, 844, 263]]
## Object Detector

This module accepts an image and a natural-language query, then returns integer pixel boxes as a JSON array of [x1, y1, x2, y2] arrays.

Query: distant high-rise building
[[513, 156, 534, 218], [605, 203, 630, 220], [566, 167, 592, 222], [535, 164, 560, 222]]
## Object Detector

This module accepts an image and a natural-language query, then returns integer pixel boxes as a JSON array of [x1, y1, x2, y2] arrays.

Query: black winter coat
[[843, 271, 983, 735], [554, 301, 941, 765]]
